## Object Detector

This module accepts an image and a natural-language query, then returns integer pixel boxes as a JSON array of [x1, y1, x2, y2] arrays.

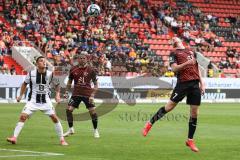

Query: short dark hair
[[36, 56, 45, 63]]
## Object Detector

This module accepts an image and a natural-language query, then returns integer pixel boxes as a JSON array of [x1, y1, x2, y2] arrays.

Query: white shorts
[[22, 100, 55, 116]]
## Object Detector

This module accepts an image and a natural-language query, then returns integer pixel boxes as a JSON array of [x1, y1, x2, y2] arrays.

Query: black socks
[[150, 107, 167, 125], [188, 117, 197, 139]]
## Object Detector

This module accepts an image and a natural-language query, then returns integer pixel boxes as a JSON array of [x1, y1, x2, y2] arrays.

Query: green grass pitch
[[0, 103, 239, 160]]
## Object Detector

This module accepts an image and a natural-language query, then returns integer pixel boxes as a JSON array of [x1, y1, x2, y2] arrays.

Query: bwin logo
[[113, 90, 141, 100], [202, 93, 226, 100]]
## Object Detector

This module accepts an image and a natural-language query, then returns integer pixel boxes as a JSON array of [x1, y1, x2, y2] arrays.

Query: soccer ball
[[87, 4, 101, 16]]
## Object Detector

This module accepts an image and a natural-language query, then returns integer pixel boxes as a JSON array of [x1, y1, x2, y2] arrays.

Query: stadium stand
[[0, 0, 239, 77], [0, 16, 24, 75]]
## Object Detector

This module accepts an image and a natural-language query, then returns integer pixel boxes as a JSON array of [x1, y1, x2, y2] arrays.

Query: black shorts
[[170, 80, 201, 105], [68, 96, 95, 109]]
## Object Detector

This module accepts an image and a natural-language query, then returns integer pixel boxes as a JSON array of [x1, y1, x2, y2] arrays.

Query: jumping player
[[142, 37, 205, 152]]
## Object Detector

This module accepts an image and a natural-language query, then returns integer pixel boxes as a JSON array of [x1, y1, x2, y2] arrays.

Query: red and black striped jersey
[[169, 48, 200, 82], [69, 65, 97, 97]]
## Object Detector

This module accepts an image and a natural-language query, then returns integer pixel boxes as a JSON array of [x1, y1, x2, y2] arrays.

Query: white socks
[[13, 122, 25, 138], [13, 121, 64, 141], [55, 121, 64, 140]]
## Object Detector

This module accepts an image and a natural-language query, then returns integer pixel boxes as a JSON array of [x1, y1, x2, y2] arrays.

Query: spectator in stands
[[139, 50, 149, 65], [171, 20, 179, 34], [0, 55, 4, 69], [15, 15, 25, 29], [105, 58, 112, 71], [203, 31, 215, 51], [10, 65, 16, 75], [206, 13, 218, 24], [0, 63, 10, 75], [134, 55, 141, 71], [232, 28, 239, 39], [126, 59, 136, 72], [219, 57, 231, 69], [237, 28, 240, 38], [213, 37, 222, 47], [192, 7, 201, 18], [183, 21, 191, 30], [183, 29, 192, 42], [203, 21, 210, 31], [0, 36, 7, 55], [207, 61, 214, 78], [228, 16, 237, 25], [164, 14, 174, 25], [236, 57, 240, 69], [13, 32, 21, 42], [218, 70, 226, 78], [159, 24, 169, 35], [164, 67, 174, 77], [129, 49, 137, 61], [208, 68, 214, 78], [132, 8, 141, 20], [236, 16, 240, 25], [150, 62, 161, 77], [231, 61, 237, 69], [98, 54, 108, 75], [226, 47, 236, 58], [194, 35, 204, 51]]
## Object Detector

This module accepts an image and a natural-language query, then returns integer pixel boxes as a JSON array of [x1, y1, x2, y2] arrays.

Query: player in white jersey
[[7, 56, 68, 146]]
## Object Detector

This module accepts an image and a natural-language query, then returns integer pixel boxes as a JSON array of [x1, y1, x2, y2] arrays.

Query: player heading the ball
[[142, 37, 205, 152]]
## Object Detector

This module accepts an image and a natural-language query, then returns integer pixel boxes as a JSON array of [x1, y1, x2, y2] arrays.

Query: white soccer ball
[[87, 4, 101, 16]]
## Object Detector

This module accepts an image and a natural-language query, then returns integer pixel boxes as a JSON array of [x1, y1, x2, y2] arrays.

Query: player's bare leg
[[50, 114, 68, 146], [88, 107, 99, 138], [64, 106, 75, 137], [142, 100, 177, 136], [7, 113, 29, 144], [186, 105, 199, 152]]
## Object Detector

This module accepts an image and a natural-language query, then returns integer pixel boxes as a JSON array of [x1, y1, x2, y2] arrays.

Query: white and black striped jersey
[[24, 68, 59, 103]]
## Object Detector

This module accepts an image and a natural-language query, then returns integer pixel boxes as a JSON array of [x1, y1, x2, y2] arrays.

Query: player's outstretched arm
[[17, 82, 28, 102]]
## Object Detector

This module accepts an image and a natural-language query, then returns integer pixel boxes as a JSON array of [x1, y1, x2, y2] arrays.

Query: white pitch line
[[0, 148, 64, 158], [0, 155, 46, 158]]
